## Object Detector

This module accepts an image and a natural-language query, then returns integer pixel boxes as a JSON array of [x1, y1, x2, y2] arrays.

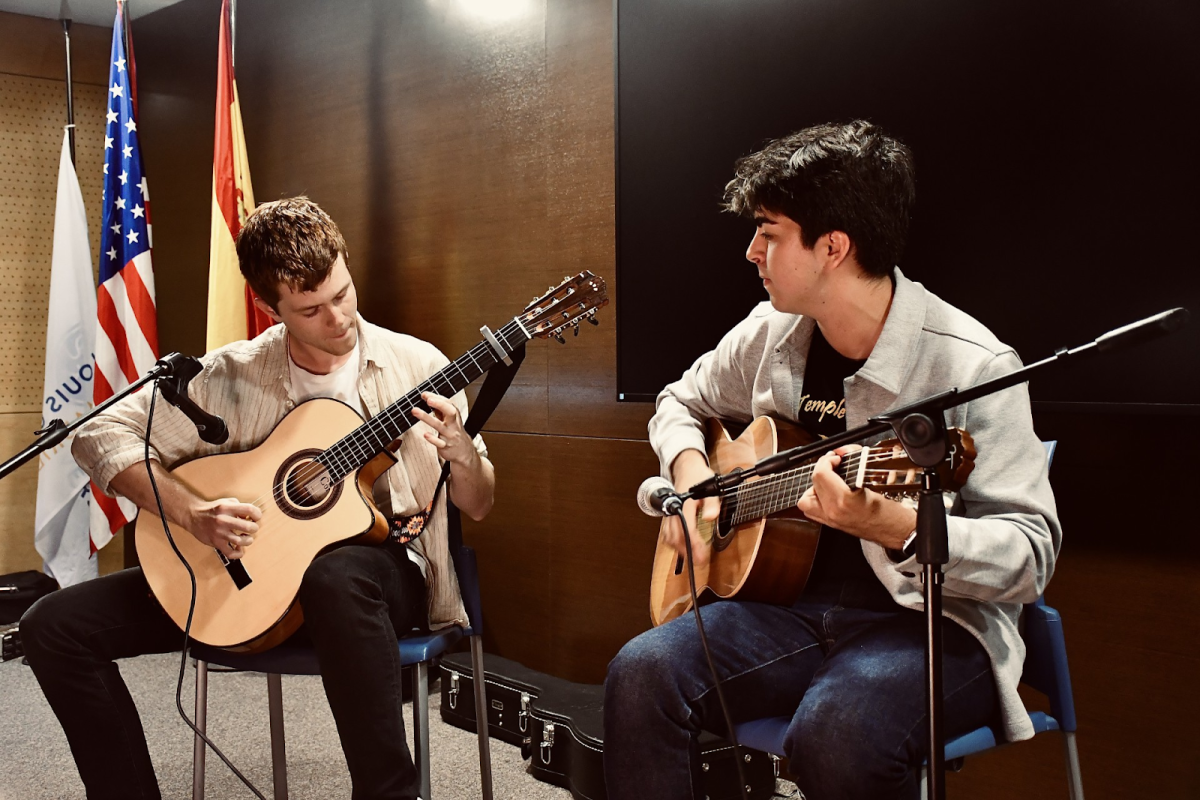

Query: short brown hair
[[237, 196, 348, 308]]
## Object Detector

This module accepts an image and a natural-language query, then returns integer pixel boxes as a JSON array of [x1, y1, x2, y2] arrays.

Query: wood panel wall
[[122, 0, 1199, 797], [0, 12, 125, 577]]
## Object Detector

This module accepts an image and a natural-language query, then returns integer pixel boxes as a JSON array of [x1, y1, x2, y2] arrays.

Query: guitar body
[[649, 417, 823, 627], [131, 272, 611, 655], [135, 398, 393, 653]]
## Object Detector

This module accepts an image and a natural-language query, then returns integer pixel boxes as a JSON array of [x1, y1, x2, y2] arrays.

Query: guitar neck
[[725, 451, 866, 526], [319, 317, 530, 481]]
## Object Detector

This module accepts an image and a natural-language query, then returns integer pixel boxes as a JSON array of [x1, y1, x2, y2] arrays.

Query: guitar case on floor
[[439, 652, 778, 800]]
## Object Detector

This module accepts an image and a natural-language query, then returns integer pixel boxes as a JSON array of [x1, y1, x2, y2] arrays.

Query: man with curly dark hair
[[605, 121, 1060, 799]]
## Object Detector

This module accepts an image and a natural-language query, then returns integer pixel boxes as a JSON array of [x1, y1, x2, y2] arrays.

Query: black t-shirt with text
[[794, 325, 879, 591]]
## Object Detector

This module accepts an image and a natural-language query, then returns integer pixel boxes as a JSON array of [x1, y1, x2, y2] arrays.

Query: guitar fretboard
[[315, 318, 529, 482], [722, 449, 868, 526]]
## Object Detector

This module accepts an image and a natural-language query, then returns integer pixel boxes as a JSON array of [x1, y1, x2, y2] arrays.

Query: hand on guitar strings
[[662, 449, 720, 568], [412, 392, 480, 468], [798, 447, 917, 550], [184, 497, 262, 560]]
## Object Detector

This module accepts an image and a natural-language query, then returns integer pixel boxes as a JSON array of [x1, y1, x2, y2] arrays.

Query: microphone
[[637, 476, 685, 517], [155, 354, 229, 445]]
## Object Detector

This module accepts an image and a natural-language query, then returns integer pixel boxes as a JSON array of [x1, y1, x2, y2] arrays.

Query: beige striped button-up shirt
[[73, 315, 486, 630]]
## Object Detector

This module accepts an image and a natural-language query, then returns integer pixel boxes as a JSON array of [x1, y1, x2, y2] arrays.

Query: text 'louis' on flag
[[36, 128, 99, 588]]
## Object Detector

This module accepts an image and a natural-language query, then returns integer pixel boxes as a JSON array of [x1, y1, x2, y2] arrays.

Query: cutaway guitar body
[[648, 417, 975, 627], [134, 271, 611, 654], [136, 399, 393, 653], [650, 417, 821, 627]]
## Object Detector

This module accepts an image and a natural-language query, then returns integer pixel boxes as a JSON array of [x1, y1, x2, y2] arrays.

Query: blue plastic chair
[[189, 519, 493, 800], [733, 441, 1083, 798]]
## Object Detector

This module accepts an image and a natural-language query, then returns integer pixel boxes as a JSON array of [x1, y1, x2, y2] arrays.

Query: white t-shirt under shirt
[[288, 339, 364, 412], [287, 338, 426, 576]]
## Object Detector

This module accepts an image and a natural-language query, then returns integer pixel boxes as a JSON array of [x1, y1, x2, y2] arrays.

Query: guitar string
[[729, 459, 902, 515], [241, 342, 499, 544], [247, 287, 596, 520], [231, 320, 527, 544], [251, 317, 524, 509], [732, 471, 935, 523], [233, 298, 588, 547], [723, 449, 932, 524], [729, 470, 912, 526], [187, 283, 598, 589], [727, 456, 853, 523], [726, 447, 919, 498], [236, 339, 497, 540], [685, 446, 924, 532], [724, 449, 886, 504]]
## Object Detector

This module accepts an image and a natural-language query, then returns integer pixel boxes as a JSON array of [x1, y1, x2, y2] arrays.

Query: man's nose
[[746, 231, 765, 263]]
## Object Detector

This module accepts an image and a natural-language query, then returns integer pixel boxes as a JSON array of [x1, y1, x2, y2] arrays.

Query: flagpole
[[121, 0, 131, 53], [230, 0, 236, 69], [121, 0, 137, 120], [60, 0, 75, 165]]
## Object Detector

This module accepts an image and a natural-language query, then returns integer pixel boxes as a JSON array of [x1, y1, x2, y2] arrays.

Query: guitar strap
[[388, 343, 526, 545]]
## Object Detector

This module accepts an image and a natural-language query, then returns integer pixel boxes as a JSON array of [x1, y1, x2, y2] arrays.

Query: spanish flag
[[207, 0, 272, 351]]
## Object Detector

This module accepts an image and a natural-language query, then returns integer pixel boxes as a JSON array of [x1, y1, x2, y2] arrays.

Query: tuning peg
[[573, 322, 580, 336], [554, 333, 566, 344], [587, 317, 599, 326]]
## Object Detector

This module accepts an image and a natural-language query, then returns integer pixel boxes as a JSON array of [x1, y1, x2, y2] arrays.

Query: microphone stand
[[0, 353, 202, 482], [683, 307, 1188, 800]]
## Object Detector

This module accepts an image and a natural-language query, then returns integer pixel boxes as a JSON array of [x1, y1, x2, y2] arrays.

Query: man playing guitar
[[22, 197, 492, 800], [604, 122, 1061, 799]]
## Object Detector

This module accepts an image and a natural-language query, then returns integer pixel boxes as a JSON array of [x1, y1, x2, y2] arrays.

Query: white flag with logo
[[36, 128, 99, 587]]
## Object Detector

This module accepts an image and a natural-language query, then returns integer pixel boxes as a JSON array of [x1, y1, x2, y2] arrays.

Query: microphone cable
[[143, 381, 267, 800], [673, 507, 751, 800]]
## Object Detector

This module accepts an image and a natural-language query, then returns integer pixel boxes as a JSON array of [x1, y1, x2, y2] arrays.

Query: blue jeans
[[603, 581, 998, 800]]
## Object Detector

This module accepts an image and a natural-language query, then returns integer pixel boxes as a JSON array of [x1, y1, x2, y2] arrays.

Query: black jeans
[[21, 543, 427, 800]]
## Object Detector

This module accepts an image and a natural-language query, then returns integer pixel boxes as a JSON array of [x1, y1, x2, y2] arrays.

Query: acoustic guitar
[[649, 416, 975, 626], [137, 272, 608, 653]]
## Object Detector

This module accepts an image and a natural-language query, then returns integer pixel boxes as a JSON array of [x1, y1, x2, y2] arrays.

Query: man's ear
[[824, 231, 853, 270], [252, 292, 283, 323]]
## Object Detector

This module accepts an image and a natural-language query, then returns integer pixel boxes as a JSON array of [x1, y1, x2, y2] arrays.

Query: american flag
[[90, 1, 159, 551]]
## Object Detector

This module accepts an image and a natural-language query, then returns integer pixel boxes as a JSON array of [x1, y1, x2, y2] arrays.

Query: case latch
[[519, 692, 531, 733], [540, 722, 556, 764]]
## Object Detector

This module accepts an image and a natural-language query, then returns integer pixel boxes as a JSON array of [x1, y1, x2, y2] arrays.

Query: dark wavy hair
[[237, 196, 349, 308], [723, 120, 915, 278]]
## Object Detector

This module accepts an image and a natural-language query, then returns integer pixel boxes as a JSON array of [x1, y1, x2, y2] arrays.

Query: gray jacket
[[649, 268, 1061, 742]]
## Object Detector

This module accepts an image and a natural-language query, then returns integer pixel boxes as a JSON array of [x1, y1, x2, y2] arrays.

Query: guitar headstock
[[521, 271, 609, 343], [862, 428, 977, 497]]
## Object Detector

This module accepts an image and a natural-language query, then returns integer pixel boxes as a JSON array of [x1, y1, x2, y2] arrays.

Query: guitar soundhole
[[711, 508, 737, 553], [273, 449, 344, 521]]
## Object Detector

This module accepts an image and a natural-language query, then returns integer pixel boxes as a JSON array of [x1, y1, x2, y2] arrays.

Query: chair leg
[[193, 659, 209, 800], [413, 662, 432, 800], [1063, 732, 1085, 800], [267, 673, 288, 800], [469, 636, 494, 800]]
